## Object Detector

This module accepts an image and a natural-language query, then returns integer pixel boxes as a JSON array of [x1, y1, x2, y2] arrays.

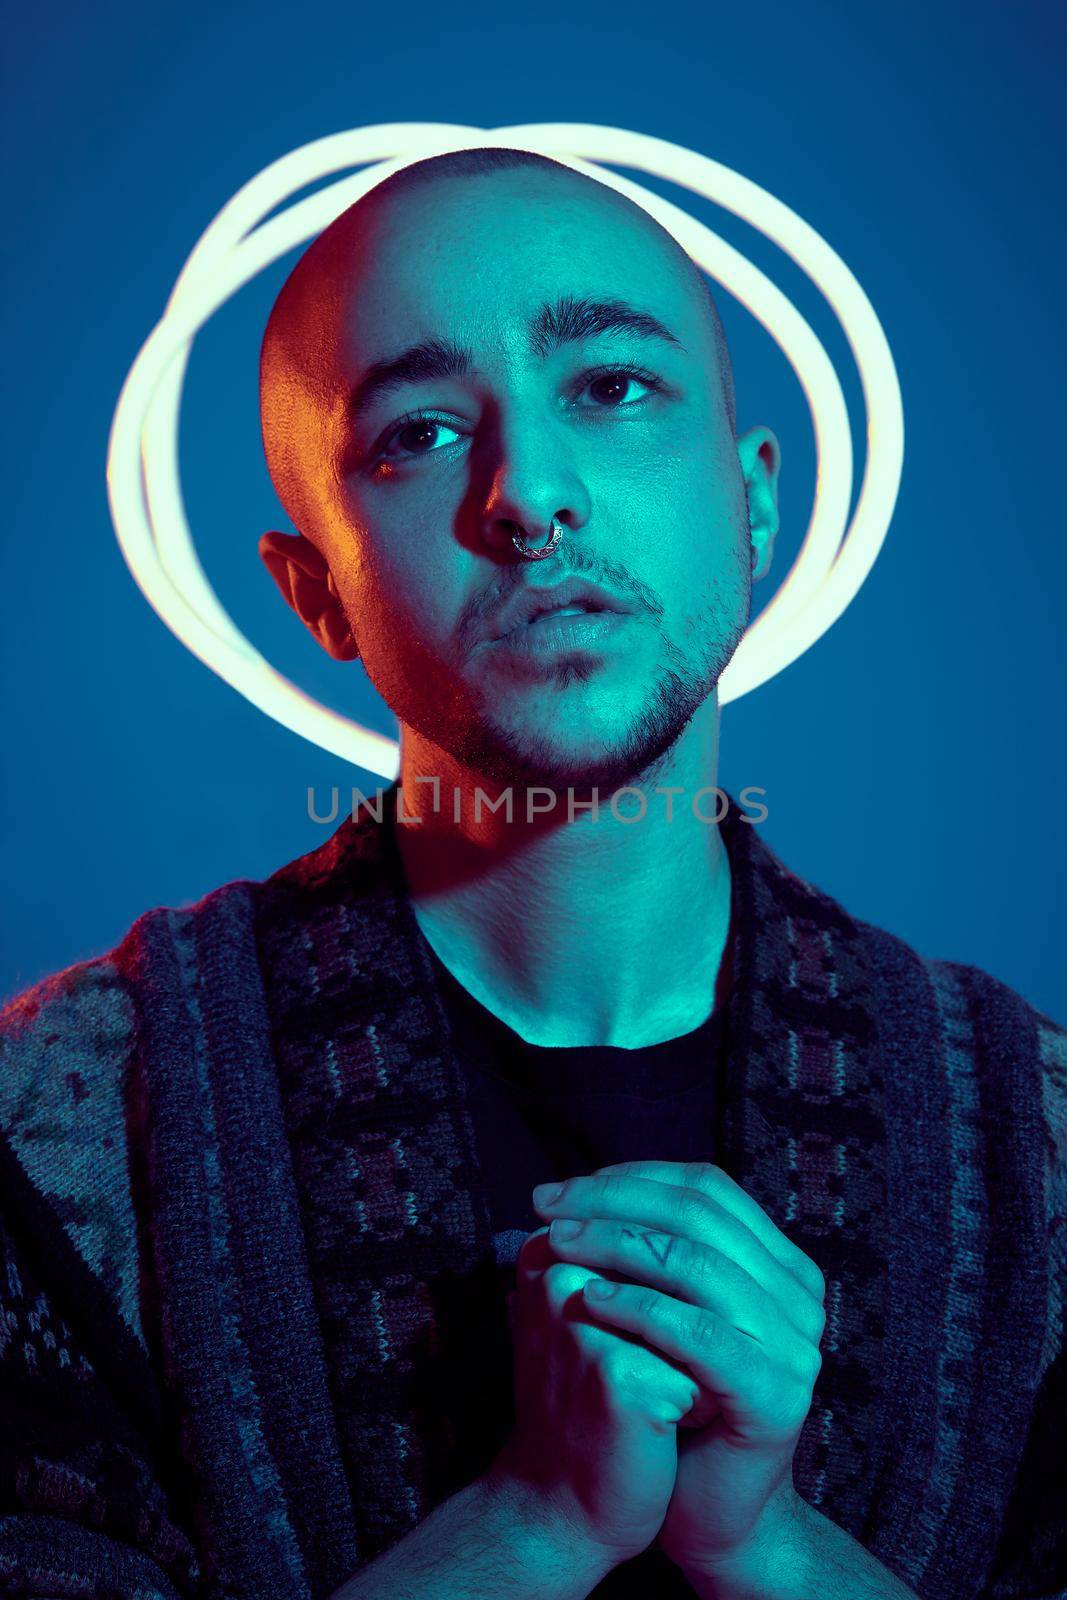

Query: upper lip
[[488, 578, 631, 641]]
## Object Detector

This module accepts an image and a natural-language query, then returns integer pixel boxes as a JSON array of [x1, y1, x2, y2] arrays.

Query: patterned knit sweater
[[0, 782, 1064, 1599]]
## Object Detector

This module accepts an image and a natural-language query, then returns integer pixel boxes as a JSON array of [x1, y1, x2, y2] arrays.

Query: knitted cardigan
[[0, 783, 1063, 1600]]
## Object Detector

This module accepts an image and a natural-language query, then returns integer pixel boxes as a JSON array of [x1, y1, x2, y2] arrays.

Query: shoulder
[[0, 805, 369, 1146], [848, 902, 1066, 1140], [0, 940, 149, 1353], [0, 809, 379, 1367], [915, 948, 1066, 1131], [0, 940, 147, 1174], [849, 920, 1067, 1368], [924, 962, 1067, 1422], [918, 957, 1067, 1221], [749, 815, 1067, 1241], [0, 871, 258, 1355], [0, 865, 262, 1116]]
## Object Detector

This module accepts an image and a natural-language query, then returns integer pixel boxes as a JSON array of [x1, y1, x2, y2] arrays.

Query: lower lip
[[492, 610, 631, 655]]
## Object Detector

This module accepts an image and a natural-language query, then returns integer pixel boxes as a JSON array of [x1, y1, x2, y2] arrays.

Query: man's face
[[286, 170, 758, 793]]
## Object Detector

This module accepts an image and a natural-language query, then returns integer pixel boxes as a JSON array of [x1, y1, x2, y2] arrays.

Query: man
[[0, 147, 1063, 1600]]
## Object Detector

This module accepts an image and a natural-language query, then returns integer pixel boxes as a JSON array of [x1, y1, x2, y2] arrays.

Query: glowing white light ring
[[106, 121, 903, 776]]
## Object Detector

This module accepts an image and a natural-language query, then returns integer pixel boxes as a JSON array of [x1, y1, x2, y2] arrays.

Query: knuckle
[[783, 1380, 817, 1432], [789, 1249, 825, 1302], [690, 1312, 724, 1353], [682, 1160, 720, 1193], [635, 1289, 664, 1324], [599, 1344, 655, 1401], [806, 1261, 827, 1302], [784, 1343, 822, 1396], [676, 1232, 702, 1278], [683, 1192, 719, 1235], [597, 1174, 625, 1205]]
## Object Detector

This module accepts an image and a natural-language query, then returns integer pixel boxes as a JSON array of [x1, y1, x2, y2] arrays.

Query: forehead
[[314, 173, 698, 377]]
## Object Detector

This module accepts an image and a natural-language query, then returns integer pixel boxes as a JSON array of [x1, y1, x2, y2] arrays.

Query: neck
[[389, 699, 733, 1049]]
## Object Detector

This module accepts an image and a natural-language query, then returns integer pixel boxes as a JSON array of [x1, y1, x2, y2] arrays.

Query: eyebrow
[[344, 293, 687, 426]]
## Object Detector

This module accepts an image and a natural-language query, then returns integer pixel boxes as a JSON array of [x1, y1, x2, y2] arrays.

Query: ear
[[259, 529, 360, 661], [736, 426, 781, 581]]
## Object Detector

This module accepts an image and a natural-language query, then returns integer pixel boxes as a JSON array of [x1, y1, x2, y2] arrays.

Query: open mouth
[[492, 607, 631, 655], [522, 602, 604, 627]]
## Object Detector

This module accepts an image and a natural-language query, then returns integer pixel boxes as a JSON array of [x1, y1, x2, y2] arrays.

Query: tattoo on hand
[[620, 1225, 675, 1266]]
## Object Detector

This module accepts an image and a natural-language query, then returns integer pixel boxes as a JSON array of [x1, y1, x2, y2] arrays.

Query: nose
[[477, 400, 591, 560]]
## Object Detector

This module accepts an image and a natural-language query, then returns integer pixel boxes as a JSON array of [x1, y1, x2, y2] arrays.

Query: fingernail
[[585, 1279, 618, 1299], [532, 1182, 564, 1207], [550, 1218, 583, 1241]]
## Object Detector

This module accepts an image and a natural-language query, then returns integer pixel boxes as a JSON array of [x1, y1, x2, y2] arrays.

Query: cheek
[[668, 525, 749, 636], [343, 553, 461, 672]]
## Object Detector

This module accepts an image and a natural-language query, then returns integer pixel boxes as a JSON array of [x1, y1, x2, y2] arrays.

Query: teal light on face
[[106, 120, 903, 774]]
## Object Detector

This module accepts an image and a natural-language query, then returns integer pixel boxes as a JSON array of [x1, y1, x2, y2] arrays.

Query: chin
[[462, 725, 683, 801]]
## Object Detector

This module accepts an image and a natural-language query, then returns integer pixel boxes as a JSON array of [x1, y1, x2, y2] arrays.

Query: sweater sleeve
[[975, 1007, 1067, 1599], [0, 958, 211, 1598], [0, 1204, 208, 1598]]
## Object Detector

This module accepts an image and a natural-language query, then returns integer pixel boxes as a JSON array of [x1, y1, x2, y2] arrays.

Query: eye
[[374, 364, 664, 464], [578, 365, 662, 410], [379, 415, 462, 462]]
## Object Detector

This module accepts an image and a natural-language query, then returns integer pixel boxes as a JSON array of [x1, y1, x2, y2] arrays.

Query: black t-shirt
[[424, 923, 734, 1598]]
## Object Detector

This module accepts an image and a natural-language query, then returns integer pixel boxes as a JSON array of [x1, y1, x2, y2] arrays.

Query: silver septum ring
[[512, 517, 564, 561]]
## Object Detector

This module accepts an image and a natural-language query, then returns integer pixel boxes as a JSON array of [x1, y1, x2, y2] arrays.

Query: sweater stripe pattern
[[0, 781, 1062, 1598]]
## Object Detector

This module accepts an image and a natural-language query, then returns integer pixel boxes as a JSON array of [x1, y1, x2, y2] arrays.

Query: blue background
[[3, 0, 1064, 1020]]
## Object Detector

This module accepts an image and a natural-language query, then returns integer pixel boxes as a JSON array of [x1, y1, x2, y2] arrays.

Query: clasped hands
[[528, 1159, 827, 1582]]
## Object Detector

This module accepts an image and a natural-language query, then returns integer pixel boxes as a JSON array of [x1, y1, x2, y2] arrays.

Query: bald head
[[259, 147, 737, 544], [344, 146, 737, 429]]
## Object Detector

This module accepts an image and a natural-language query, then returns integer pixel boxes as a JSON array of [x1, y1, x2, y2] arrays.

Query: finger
[[534, 1172, 823, 1332], [537, 1267, 708, 1426], [589, 1161, 825, 1305], [522, 1246, 631, 1314], [586, 1313, 706, 1428], [579, 1278, 817, 1442], [546, 1216, 777, 1345]]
